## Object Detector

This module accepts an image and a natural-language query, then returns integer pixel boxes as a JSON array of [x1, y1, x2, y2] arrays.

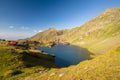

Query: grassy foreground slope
[[25, 44, 120, 80], [0, 44, 57, 80]]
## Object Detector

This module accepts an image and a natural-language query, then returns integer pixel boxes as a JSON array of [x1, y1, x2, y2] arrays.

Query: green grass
[[26, 44, 120, 80], [0, 44, 57, 80]]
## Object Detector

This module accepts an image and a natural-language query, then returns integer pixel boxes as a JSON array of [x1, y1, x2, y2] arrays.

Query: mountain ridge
[[30, 7, 120, 54]]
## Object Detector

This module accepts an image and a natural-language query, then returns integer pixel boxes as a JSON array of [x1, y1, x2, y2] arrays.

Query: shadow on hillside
[[21, 51, 58, 68], [73, 44, 93, 60], [20, 44, 93, 68], [63, 44, 93, 66], [37, 43, 93, 68]]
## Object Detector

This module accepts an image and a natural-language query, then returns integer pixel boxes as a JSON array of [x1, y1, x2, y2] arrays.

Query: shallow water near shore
[[38, 43, 91, 67]]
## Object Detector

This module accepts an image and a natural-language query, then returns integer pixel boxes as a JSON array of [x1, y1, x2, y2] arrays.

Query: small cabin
[[7, 41, 18, 45]]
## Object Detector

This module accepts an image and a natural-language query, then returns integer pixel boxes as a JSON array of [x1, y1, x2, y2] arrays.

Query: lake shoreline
[[37, 43, 91, 67]]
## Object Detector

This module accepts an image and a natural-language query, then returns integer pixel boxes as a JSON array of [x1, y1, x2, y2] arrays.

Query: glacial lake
[[38, 43, 91, 67]]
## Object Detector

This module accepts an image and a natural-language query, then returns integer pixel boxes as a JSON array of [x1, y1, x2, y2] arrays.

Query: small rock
[[50, 73, 55, 76], [59, 73, 64, 77], [39, 71, 42, 73]]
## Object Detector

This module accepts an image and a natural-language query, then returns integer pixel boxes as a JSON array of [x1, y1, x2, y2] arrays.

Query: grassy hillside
[[30, 8, 120, 54], [25, 44, 120, 80], [30, 28, 67, 42], [66, 8, 120, 54], [0, 44, 57, 80]]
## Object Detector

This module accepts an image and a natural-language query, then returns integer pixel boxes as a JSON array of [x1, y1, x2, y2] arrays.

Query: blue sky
[[0, 0, 120, 40]]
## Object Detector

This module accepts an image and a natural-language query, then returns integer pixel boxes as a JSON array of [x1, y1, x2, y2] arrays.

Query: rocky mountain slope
[[31, 28, 67, 42], [30, 8, 120, 54]]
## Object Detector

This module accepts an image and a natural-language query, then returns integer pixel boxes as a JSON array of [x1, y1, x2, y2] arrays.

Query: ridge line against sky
[[0, 0, 120, 40]]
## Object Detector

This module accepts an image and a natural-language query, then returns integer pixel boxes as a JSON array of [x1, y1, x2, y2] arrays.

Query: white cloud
[[38, 30, 42, 32], [21, 26, 29, 30], [33, 30, 42, 33], [0, 31, 33, 40], [9, 26, 14, 29]]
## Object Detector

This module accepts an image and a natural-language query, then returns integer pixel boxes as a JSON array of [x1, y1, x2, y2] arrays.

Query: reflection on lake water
[[38, 43, 91, 67]]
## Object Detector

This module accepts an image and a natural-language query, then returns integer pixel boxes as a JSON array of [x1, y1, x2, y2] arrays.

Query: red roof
[[8, 41, 17, 45]]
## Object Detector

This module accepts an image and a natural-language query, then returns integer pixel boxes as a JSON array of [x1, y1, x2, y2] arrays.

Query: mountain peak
[[104, 7, 120, 14], [48, 27, 57, 30]]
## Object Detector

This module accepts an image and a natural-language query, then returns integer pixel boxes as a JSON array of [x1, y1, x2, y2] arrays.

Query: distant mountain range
[[31, 8, 120, 54]]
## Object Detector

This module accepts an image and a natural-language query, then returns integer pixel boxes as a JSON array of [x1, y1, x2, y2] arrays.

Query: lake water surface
[[38, 43, 91, 67]]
